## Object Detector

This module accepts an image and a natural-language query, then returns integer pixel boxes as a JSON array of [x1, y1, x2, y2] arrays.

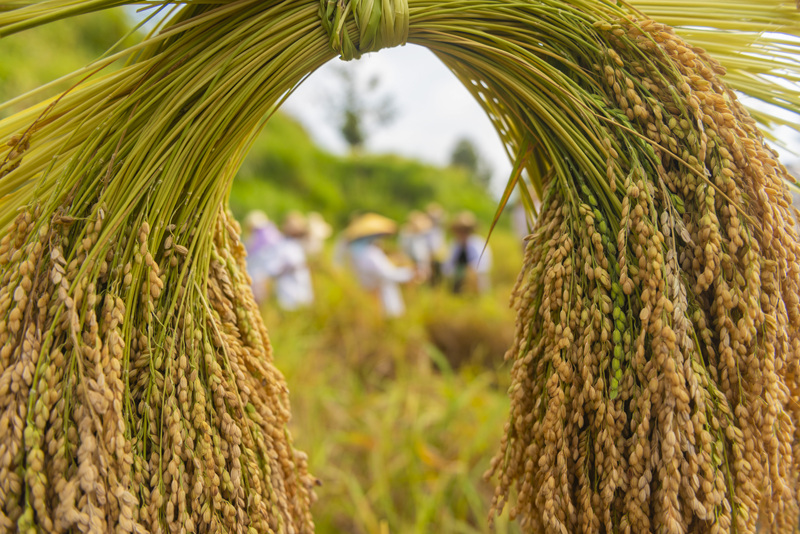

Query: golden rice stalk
[[0, 1, 331, 531], [0, 205, 318, 532]]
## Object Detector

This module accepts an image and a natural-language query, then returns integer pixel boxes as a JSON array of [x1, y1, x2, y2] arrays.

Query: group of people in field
[[242, 204, 493, 318], [243, 210, 331, 310]]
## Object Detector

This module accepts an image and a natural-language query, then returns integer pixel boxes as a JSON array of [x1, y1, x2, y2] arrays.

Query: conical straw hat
[[281, 211, 309, 238], [344, 213, 398, 241], [450, 211, 477, 232]]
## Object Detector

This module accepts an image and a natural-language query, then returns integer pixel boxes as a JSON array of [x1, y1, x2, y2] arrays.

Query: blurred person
[[303, 211, 333, 257], [344, 213, 415, 318], [243, 210, 282, 303], [399, 210, 433, 282], [332, 211, 361, 269], [264, 211, 314, 311], [443, 211, 492, 294], [425, 202, 448, 285]]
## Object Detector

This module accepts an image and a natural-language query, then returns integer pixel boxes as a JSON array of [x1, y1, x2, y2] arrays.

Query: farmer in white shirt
[[345, 213, 415, 318], [425, 203, 447, 285], [265, 211, 314, 311], [443, 211, 492, 294]]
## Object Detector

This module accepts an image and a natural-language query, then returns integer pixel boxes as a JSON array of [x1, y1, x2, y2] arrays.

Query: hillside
[[230, 111, 503, 227]]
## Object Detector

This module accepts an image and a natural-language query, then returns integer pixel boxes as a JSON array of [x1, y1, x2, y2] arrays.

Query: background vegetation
[[237, 110, 524, 531], [266, 245, 523, 533], [0, 9, 135, 115]]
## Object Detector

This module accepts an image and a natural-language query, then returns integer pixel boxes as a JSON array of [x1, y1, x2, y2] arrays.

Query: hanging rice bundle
[[0, 2, 333, 531], [1, 0, 799, 532], [445, 11, 800, 534]]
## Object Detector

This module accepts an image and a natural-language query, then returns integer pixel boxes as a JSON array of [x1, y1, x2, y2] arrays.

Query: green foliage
[[449, 137, 492, 190], [342, 108, 365, 150], [326, 66, 395, 151], [230, 112, 503, 227]]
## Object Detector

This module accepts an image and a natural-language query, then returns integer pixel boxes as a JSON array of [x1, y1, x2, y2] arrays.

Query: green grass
[[0, 8, 135, 116]]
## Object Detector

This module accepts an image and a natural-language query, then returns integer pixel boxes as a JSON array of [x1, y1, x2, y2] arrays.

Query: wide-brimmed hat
[[344, 213, 397, 241], [406, 210, 433, 233], [425, 202, 445, 222], [244, 210, 269, 230], [450, 210, 477, 233], [281, 211, 309, 238]]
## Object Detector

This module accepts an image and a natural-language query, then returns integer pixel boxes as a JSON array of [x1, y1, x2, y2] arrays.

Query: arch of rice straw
[[0, 0, 798, 532]]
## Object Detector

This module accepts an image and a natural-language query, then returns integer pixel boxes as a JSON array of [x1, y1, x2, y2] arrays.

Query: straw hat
[[450, 210, 477, 233], [344, 213, 397, 241], [425, 202, 445, 222], [406, 210, 433, 233], [281, 211, 309, 238], [244, 210, 269, 231]]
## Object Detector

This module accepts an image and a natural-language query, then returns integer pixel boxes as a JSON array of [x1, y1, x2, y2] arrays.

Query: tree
[[327, 65, 395, 152], [450, 137, 492, 190]]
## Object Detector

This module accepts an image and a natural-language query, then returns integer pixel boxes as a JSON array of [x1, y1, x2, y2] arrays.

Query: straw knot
[[319, 0, 409, 61]]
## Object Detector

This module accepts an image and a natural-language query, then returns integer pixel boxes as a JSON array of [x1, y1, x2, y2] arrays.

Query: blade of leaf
[[482, 138, 533, 259]]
